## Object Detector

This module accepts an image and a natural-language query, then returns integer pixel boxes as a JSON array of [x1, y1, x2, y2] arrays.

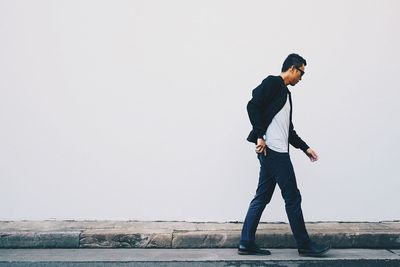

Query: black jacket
[[246, 75, 310, 155]]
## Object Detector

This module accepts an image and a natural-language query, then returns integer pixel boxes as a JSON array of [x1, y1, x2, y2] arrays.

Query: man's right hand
[[256, 138, 267, 156]]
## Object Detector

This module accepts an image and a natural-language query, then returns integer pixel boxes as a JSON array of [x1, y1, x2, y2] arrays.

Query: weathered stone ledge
[[1, 221, 399, 249]]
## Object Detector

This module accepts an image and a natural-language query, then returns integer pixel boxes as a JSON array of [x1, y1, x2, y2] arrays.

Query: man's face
[[289, 64, 305, 86]]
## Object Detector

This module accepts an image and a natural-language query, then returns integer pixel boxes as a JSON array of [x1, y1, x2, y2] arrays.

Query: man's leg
[[239, 153, 277, 246], [274, 154, 311, 247]]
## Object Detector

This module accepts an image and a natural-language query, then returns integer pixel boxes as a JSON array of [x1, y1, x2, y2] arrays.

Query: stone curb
[[0, 232, 80, 248], [0, 221, 399, 249], [171, 231, 400, 249], [80, 232, 172, 248]]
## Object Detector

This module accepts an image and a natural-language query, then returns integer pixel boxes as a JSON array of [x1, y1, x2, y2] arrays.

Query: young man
[[238, 54, 330, 257]]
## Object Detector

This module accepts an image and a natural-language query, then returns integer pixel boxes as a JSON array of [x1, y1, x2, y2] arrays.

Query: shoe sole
[[238, 250, 271, 256]]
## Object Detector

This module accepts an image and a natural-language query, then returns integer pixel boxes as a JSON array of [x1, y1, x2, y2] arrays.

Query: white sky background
[[0, 0, 399, 222]]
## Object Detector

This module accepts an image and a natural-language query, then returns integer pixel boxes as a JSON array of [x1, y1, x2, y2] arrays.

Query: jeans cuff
[[239, 240, 255, 247]]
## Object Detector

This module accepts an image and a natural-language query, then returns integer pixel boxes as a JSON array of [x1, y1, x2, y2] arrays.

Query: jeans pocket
[[257, 152, 266, 164]]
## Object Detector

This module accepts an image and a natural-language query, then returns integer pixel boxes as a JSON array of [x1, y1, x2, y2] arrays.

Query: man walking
[[238, 53, 330, 257]]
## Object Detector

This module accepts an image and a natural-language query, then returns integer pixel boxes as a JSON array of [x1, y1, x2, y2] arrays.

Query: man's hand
[[256, 138, 267, 156], [306, 148, 319, 162]]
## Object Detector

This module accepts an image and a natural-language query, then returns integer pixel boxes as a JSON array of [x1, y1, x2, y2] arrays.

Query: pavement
[[1, 220, 400, 249], [0, 248, 400, 266]]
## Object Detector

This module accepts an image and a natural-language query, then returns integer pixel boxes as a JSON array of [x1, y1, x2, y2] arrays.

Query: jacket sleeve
[[246, 77, 278, 139], [289, 121, 310, 154]]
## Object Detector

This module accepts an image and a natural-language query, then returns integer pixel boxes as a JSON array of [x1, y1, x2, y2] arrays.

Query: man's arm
[[289, 120, 319, 162], [247, 77, 278, 139], [288, 121, 310, 154]]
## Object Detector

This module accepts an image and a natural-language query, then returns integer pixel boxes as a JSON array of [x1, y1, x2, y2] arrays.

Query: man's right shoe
[[298, 241, 331, 257]]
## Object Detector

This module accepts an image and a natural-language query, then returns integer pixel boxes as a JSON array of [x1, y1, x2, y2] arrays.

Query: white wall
[[1, 0, 399, 222]]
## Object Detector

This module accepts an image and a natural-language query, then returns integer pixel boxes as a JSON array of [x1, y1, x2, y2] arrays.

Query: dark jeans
[[240, 146, 311, 248]]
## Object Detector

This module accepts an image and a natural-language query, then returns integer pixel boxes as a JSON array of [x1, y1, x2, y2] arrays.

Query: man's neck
[[279, 73, 290, 86]]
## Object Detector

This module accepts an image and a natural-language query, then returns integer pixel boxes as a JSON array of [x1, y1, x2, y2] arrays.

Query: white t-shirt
[[265, 93, 290, 153]]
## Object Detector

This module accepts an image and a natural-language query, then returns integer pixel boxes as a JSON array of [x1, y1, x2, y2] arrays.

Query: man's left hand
[[306, 148, 319, 162]]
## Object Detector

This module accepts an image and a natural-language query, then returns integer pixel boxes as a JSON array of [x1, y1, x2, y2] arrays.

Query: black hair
[[281, 53, 307, 72]]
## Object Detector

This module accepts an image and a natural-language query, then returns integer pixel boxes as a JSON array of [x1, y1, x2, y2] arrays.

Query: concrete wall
[[1, 0, 399, 222]]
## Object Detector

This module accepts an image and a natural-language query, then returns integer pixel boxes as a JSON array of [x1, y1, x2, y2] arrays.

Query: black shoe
[[238, 244, 271, 255], [298, 241, 331, 257]]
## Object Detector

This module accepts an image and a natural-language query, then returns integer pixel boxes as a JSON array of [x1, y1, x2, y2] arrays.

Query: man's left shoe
[[237, 244, 271, 255]]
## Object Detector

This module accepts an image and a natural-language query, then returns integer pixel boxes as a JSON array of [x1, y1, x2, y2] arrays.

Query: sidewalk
[[1, 220, 399, 249], [1, 248, 400, 267]]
